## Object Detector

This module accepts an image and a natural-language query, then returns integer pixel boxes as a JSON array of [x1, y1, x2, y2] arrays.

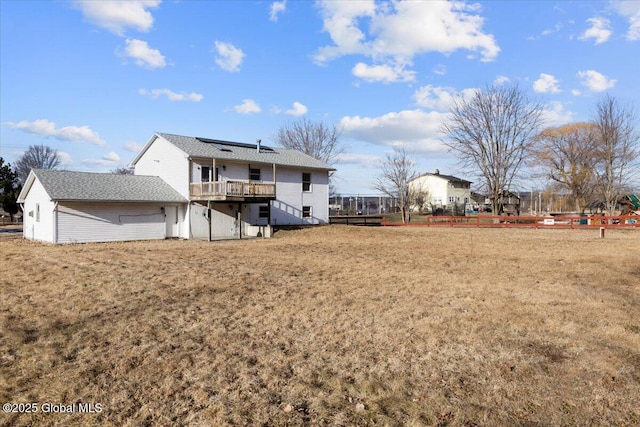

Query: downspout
[[53, 201, 59, 244]]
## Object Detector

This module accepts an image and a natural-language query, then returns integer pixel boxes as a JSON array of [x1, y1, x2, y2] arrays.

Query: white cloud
[[314, 0, 499, 67], [57, 151, 74, 166], [340, 109, 449, 153], [270, 1, 286, 22], [84, 151, 121, 167], [541, 23, 563, 37], [577, 70, 616, 92], [123, 38, 166, 68], [612, 0, 640, 41], [233, 99, 261, 114], [214, 41, 245, 72], [352, 62, 416, 83], [138, 88, 203, 102], [541, 101, 574, 127], [123, 141, 143, 153], [74, 0, 160, 36], [494, 75, 510, 86], [571, 89, 582, 96], [285, 102, 308, 116], [103, 151, 120, 162], [533, 73, 561, 93], [413, 85, 476, 112], [5, 119, 106, 146], [579, 17, 612, 45], [433, 64, 447, 76], [336, 152, 380, 168]]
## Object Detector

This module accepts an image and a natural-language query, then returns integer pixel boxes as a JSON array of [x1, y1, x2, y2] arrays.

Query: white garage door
[[56, 202, 166, 244]]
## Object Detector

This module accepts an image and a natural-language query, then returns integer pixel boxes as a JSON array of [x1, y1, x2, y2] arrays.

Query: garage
[[18, 169, 187, 244]]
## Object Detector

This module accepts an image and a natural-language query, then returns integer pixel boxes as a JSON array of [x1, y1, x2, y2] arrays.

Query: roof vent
[[257, 139, 261, 152]]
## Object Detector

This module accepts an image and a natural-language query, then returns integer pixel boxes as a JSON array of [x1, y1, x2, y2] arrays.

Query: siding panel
[[56, 202, 166, 244], [22, 178, 55, 243], [271, 167, 329, 225], [134, 136, 190, 200]]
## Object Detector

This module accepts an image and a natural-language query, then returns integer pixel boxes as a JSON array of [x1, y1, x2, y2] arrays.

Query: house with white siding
[[18, 132, 335, 243], [409, 170, 472, 214]]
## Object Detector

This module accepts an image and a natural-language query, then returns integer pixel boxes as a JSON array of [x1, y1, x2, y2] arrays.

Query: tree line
[[376, 86, 638, 222]]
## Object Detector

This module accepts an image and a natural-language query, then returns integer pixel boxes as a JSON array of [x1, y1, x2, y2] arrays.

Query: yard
[[1, 226, 639, 426]]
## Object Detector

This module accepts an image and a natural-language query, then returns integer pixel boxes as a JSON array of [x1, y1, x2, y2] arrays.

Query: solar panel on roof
[[195, 137, 275, 152]]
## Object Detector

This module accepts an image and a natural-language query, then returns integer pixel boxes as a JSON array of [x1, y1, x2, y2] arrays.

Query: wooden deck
[[190, 181, 276, 201]]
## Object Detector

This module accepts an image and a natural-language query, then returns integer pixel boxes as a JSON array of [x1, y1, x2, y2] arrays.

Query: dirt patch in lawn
[[1, 226, 639, 426]]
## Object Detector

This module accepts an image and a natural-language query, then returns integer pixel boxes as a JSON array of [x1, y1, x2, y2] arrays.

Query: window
[[36, 204, 40, 222], [448, 196, 455, 203], [250, 168, 261, 181], [302, 173, 311, 192], [302, 206, 312, 218], [201, 166, 211, 182], [259, 205, 269, 218]]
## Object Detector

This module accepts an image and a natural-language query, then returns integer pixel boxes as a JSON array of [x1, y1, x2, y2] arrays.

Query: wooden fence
[[382, 214, 640, 229], [330, 215, 384, 226]]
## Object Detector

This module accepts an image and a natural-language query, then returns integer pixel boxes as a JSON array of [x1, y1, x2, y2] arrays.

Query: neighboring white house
[[18, 132, 335, 243], [409, 170, 472, 213], [18, 170, 187, 244]]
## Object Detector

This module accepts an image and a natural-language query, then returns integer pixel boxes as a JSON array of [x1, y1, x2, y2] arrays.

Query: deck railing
[[190, 180, 276, 199]]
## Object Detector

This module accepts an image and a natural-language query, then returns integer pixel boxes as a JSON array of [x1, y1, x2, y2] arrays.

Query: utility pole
[[539, 192, 542, 215]]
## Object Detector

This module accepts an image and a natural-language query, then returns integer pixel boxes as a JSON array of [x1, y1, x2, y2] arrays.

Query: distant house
[[18, 132, 335, 244], [491, 190, 521, 215], [409, 170, 472, 214]]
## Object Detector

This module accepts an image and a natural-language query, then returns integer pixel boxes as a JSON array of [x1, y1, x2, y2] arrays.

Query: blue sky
[[1, 0, 638, 194]]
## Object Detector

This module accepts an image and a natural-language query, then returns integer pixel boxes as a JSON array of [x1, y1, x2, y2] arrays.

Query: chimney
[[435, 169, 440, 175], [256, 139, 261, 152]]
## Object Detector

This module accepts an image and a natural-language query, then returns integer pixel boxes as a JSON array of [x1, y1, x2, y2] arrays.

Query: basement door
[[165, 205, 180, 238]]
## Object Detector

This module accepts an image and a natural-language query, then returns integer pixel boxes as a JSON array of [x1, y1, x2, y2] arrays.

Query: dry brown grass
[[1, 226, 639, 426]]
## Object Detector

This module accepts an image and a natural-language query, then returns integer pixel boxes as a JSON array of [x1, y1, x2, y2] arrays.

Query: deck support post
[[238, 202, 242, 240], [207, 200, 211, 242]]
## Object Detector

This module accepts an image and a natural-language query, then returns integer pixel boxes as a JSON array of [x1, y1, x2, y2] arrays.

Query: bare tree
[[274, 117, 344, 167], [533, 122, 599, 213], [374, 147, 419, 223], [111, 167, 134, 175], [441, 84, 545, 214], [592, 95, 639, 215], [15, 144, 61, 183]]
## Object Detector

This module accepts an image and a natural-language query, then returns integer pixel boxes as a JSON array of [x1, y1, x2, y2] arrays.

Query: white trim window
[[302, 172, 311, 192], [302, 206, 312, 218]]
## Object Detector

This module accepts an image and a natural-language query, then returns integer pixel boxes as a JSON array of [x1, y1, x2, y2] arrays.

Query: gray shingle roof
[[413, 172, 472, 184], [30, 169, 187, 203], [157, 133, 335, 170]]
